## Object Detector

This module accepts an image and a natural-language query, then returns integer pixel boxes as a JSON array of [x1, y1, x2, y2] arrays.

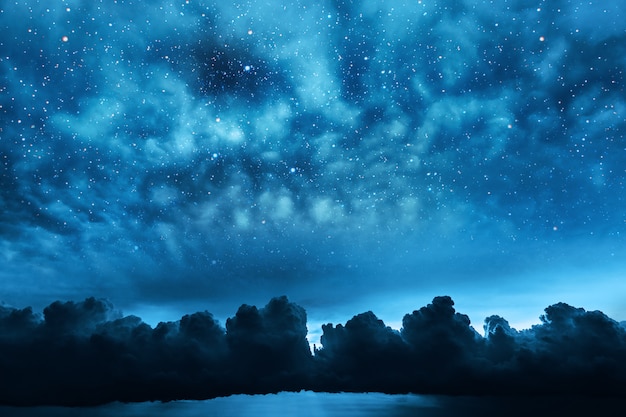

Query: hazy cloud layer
[[1, 1, 625, 316], [1, 295, 625, 406]]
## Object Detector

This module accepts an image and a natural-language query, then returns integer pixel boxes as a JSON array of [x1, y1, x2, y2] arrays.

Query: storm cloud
[[1, 295, 625, 406]]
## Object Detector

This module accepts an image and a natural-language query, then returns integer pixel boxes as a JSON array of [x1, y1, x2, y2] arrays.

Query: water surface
[[0, 391, 622, 417]]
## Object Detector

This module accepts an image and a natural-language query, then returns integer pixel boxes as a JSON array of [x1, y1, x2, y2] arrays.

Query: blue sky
[[1, 0, 625, 337]]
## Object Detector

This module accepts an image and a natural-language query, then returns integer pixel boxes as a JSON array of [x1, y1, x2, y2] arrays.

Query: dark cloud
[[42, 297, 120, 335], [1, 295, 625, 406], [314, 311, 408, 392], [225, 296, 313, 393]]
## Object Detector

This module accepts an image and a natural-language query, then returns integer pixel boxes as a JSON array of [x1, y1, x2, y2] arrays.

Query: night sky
[[2, 0, 626, 347]]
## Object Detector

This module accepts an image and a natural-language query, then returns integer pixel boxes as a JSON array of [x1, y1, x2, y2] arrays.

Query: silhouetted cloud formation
[[1, 295, 625, 406]]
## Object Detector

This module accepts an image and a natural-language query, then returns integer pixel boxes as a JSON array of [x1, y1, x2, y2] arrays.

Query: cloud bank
[[1, 295, 625, 406]]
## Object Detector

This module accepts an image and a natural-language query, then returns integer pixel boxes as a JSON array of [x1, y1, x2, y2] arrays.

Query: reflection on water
[[0, 392, 437, 417], [0, 391, 623, 417]]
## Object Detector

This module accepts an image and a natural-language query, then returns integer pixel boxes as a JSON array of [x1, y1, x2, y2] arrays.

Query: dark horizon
[[1, 294, 625, 406]]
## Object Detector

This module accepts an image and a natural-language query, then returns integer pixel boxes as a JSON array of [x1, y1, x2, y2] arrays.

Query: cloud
[[1, 295, 626, 405], [3, 0, 624, 253], [42, 297, 121, 336], [0, 1, 624, 317], [511, 302, 626, 395], [314, 311, 407, 392], [225, 296, 313, 393]]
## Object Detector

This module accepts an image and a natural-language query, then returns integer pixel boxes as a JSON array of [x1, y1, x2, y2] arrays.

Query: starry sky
[[1, 0, 625, 337]]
